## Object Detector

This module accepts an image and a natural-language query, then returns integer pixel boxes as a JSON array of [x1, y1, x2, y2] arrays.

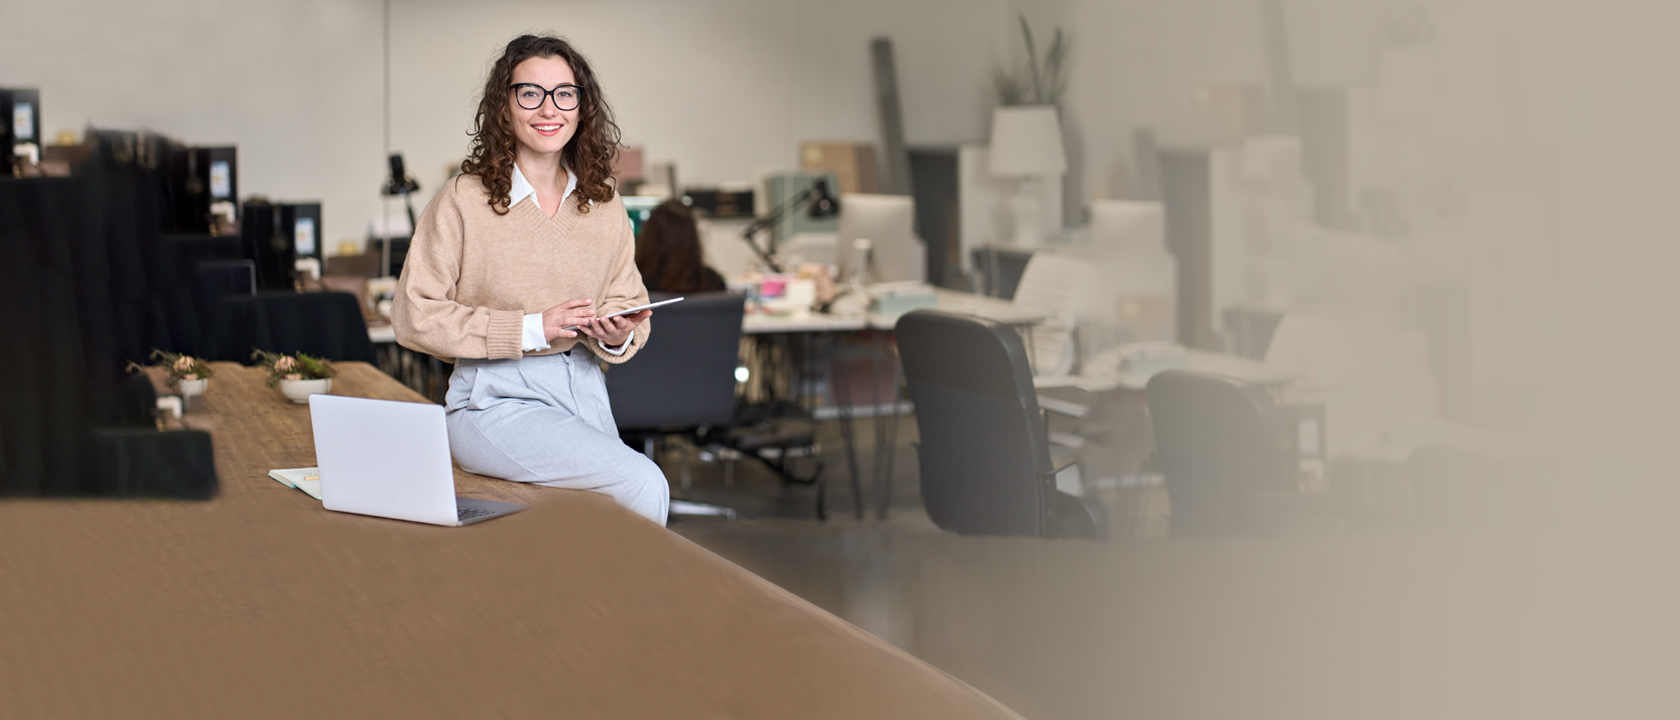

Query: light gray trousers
[[445, 350, 669, 526]]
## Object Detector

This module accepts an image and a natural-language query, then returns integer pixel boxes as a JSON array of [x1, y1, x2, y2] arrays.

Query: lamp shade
[[988, 105, 1067, 177]]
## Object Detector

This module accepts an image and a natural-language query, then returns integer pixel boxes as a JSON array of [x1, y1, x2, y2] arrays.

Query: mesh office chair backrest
[[896, 310, 1053, 536], [604, 292, 746, 431], [1012, 251, 1099, 376]]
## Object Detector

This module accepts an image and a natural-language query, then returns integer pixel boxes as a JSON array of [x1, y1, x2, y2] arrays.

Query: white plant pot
[[279, 378, 332, 404], [177, 378, 208, 398]]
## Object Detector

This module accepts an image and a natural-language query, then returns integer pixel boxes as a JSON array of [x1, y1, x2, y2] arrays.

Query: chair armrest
[[1048, 431, 1085, 450], [1050, 445, 1081, 474], [1036, 394, 1089, 418]]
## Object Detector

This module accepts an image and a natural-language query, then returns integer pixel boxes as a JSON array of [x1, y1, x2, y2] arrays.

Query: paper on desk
[[268, 467, 323, 501]]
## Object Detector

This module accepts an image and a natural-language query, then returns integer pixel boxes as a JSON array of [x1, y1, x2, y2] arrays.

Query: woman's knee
[[636, 455, 671, 500], [619, 454, 670, 523]]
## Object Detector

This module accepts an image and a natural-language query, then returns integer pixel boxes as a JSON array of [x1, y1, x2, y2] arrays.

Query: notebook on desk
[[269, 466, 323, 499], [308, 394, 525, 526]]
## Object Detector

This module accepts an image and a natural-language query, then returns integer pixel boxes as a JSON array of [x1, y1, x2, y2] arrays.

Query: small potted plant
[[253, 349, 338, 404], [129, 349, 215, 399]]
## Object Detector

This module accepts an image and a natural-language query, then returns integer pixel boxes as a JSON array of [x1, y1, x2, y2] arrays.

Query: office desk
[[365, 290, 1037, 346], [894, 288, 1048, 329], [741, 288, 1043, 334], [1035, 349, 1299, 393], [743, 290, 1050, 518], [0, 363, 1020, 719], [367, 291, 1047, 519]]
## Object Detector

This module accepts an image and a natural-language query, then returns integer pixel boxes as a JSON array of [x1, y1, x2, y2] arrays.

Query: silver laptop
[[309, 394, 525, 526]]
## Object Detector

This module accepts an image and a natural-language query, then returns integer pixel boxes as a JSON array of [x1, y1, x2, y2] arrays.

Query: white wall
[[0, 0, 1004, 254], [388, 0, 1007, 205], [1, 0, 386, 252], [1006, 0, 1390, 200]]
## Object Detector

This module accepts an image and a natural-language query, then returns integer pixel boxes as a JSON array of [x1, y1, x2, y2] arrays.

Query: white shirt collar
[[510, 162, 577, 212]]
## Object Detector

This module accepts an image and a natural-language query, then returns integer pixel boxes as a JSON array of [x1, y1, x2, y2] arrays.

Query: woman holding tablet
[[392, 34, 667, 525]]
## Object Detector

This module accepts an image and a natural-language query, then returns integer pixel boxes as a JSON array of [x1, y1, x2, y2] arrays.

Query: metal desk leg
[[796, 333, 828, 521], [873, 330, 904, 520], [824, 332, 865, 520]]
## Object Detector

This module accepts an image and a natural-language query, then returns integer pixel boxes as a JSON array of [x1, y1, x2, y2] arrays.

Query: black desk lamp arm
[[739, 187, 815, 274]]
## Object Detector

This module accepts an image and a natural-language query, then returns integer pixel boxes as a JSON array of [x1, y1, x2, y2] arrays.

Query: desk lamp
[[379, 153, 421, 277], [988, 106, 1067, 248], [738, 176, 840, 273]]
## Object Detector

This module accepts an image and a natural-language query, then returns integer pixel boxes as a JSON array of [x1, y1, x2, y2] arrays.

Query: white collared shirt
[[513, 164, 632, 355], [509, 161, 576, 214]]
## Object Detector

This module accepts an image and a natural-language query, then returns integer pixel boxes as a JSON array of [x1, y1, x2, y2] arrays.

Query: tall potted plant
[[995, 14, 1070, 108], [989, 15, 1073, 247]]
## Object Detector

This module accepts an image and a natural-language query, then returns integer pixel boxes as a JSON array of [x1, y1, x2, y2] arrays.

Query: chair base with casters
[[896, 309, 1108, 540], [1051, 485, 1109, 540], [706, 401, 829, 519], [623, 434, 738, 520]]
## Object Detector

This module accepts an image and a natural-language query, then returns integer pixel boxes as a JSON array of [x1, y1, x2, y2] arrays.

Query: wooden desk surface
[[0, 363, 1019, 719]]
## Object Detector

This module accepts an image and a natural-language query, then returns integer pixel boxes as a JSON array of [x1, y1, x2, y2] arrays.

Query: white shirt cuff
[[598, 329, 633, 356], [521, 313, 550, 352]]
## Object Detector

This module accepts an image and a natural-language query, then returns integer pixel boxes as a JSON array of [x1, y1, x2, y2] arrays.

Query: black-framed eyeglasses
[[510, 83, 581, 111]]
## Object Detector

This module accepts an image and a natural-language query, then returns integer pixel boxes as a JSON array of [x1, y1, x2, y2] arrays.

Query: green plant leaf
[[1046, 28, 1070, 104], [1019, 13, 1042, 104], [994, 67, 1024, 106]]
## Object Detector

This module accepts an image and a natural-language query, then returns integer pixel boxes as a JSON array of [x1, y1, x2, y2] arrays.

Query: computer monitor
[[2, 88, 40, 159], [836, 193, 923, 285], [240, 200, 321, 290], [1088, 199, 1165, 255], [279, 202, 323, 262]]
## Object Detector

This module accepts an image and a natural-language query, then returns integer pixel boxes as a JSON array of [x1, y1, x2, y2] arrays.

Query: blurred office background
[[6, 0, 1680, 717]]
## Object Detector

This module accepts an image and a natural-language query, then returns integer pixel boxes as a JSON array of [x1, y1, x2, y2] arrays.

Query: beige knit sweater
[[392, 173, 650, 364]]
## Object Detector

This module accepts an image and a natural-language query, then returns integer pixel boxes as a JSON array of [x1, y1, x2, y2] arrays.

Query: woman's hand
[[541, 298, 597, 340], [577, 308, 651, 348]]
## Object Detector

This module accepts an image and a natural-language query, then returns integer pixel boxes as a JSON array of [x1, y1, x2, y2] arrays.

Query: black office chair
[[605, 292, 748, 518], [219, 291, 377, 364], [1144, 369, 1324, 534], [970, 246, 1033, 299], [895, 310, 1106, 539]]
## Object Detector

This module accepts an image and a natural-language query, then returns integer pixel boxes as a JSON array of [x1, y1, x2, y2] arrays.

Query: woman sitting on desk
[[392, 34, 668, 525], [634, 199, 727, 295]]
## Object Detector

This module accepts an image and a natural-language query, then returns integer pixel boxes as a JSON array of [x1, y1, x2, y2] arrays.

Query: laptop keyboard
[[457, 507, 496, 522]]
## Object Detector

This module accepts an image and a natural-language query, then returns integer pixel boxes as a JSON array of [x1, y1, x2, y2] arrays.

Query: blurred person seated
[[635, 199, 727, 295]]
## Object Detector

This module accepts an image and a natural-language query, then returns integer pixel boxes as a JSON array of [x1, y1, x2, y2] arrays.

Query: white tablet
[[561, 296, 683, 331]]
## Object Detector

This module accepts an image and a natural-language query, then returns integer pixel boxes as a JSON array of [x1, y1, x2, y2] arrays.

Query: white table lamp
[[988, 106, 1067, 248]]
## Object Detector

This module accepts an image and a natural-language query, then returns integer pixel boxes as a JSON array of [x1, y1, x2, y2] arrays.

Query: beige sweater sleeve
[[585, 203, 652, 364], [391, 188, 525, 362]]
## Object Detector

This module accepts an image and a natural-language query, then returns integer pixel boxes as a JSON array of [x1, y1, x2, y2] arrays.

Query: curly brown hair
[[460, 34, 622, 215]]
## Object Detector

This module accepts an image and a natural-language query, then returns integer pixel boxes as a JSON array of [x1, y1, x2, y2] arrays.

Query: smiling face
[[508, 55, 581, 162]]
